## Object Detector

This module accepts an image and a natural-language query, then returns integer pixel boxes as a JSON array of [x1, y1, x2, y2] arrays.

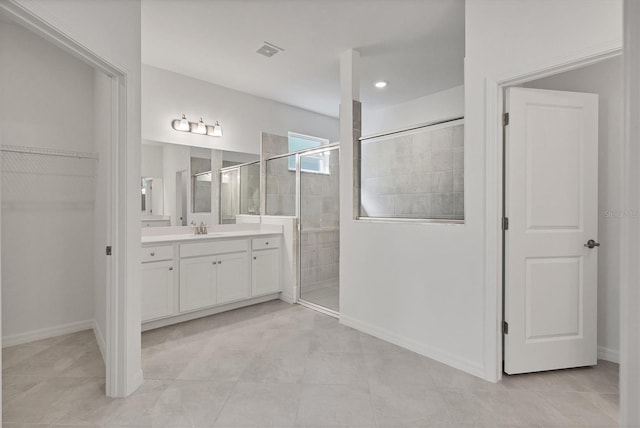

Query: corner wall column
[[338, 49, 361, 223], [621, 1, 640, 425], [338, 49, 360, 314]]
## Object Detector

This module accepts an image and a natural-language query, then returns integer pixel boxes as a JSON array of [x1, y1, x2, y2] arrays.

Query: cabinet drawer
[[181, 239, 248, 258], [141, 245, 174, 263], [252, 236, 281, 250]]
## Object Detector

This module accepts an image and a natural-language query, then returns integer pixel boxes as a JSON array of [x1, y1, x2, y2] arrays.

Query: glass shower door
[[299, 146, 340, 313]]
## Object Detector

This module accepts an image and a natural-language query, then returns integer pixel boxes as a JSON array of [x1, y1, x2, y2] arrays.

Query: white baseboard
[[598, 346, 620, 363], [2, 319, 94, 348], [93, 320, 106, 363], [279, 292, 295, 304], [340, 314, 485, 379], [142, 293, 280, 331]]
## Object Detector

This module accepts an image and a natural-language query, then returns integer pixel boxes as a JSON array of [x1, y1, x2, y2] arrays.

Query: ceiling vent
[[256, 41, 284, 58]]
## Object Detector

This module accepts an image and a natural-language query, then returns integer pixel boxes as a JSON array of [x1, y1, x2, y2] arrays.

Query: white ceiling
[[142, 0, 464, 118]]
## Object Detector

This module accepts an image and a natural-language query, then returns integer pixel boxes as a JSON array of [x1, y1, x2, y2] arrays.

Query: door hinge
[[502, 217, 509, 231], [106, 246, 112, 256], [503, 112, 510, 126], [503, 321, 509, 335]]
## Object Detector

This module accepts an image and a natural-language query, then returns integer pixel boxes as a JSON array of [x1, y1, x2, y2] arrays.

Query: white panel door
[[252, 249, 281, 296], [141, 260, 175, 321], [504, 87, 599, 374], [217, 252, 250, 304], [179, 256, 216, 312]]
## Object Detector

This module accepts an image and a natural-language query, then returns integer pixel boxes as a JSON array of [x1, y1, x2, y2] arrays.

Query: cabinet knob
[[169, 267, 173, 271], [253, 256, 257, 260], [218, 261, 222, 264], [266, 242, 269, 245], [150, 252, 155, 256]]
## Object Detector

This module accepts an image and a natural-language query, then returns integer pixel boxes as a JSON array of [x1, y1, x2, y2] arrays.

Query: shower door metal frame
[[295, 144, 340, 318]]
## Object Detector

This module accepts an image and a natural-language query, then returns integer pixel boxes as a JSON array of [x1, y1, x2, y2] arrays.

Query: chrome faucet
[[194, 221, 208, 235]]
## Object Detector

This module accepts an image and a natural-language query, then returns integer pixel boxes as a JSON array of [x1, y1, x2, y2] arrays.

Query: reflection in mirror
[[191, 156, 212, 213], [192, 171, 212, 213], [141, 177, 164, 215], [220, 161, 260, 224], [141, 140, 259, 226]]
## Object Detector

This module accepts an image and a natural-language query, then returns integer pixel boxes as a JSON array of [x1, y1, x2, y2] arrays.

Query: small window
[[358, 118, 464, 222], [288, 132, 330, 174]]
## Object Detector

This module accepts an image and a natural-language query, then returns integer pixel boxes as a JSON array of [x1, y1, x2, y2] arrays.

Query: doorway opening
[[499, 56, 622, 421], [0, 4, 130, 400]]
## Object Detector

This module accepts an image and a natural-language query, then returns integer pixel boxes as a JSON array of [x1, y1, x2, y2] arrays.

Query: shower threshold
[[297, 298, 339, 319]]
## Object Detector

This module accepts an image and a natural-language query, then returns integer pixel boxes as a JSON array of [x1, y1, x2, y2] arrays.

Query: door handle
[[584, 239, 601, 249]]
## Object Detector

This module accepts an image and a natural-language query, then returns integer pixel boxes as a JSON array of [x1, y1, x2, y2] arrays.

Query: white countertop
[[141, 224, 283, 245]]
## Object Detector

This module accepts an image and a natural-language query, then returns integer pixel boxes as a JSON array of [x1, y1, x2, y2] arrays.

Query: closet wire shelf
[[0, 145, 98, 160]]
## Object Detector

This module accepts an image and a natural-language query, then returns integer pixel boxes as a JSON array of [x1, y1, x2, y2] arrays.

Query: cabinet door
[[180, 256, 217, 312], [141, 260, 175, 321], [251, 248, 281, 296], [217, 252, 250, 304]]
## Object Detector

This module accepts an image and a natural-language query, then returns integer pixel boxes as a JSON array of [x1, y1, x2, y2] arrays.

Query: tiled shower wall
[[262, 132, 340, 293], [360, 122, 464, 220], [263, 132, 296, 216], [299, 149, 339, 293], [265, 155, 297, 216]]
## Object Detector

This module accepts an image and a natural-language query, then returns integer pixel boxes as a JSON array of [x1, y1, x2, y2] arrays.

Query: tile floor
[[3, 300, 619, 427], [300, 283, 339, 312]]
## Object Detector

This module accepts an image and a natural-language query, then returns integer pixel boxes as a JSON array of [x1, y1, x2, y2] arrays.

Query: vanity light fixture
[[195, 118, 207, 134], [171, 114, 223, 137], [374, 80, 388, 89], [210, 121, 223, 137], [176, 114, 190, 131]]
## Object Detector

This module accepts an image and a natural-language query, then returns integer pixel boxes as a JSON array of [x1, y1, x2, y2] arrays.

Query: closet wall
[[0, 20, 106, 346]]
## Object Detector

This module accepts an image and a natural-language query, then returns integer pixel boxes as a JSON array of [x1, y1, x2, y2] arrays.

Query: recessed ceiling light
[[374, 81, 388, 89]]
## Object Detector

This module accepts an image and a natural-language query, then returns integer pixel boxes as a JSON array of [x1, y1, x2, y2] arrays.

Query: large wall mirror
[[141, 140, 259, 227]]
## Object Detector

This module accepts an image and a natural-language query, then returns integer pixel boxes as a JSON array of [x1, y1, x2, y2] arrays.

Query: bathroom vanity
[[140, 224, 282, 330]]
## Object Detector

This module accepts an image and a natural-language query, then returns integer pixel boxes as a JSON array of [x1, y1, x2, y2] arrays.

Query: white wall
[[11, 0, 143, 396], [362, 85, 464, 136], [339, 0, 622, 380], [0, 21, 95, 341], [523, 57, 623, 362], [142, 65, 339, 154], [141, 144, 164, 178], [93, 69, 112, 357]]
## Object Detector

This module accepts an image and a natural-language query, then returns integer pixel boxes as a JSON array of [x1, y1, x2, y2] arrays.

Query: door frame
[[483, 46, 623, 384], [0, 1, 135, 398]]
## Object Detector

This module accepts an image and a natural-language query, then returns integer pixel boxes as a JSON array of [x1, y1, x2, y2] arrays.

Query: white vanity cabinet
[[141, 245, 176, 322], [141, 231, 283, 331], [251, 237, 281, 296], [179, 255, 217, 312], [179, 239, 250, 312]]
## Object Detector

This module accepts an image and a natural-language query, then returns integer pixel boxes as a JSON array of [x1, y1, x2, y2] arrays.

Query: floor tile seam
[[101, 381, 172, 428], [568, 391, 620, 423], [209, 376, 243, 428], [529, 390, 614, 425], [583, 393, 620, 422], [364, 380, 381, 428]]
